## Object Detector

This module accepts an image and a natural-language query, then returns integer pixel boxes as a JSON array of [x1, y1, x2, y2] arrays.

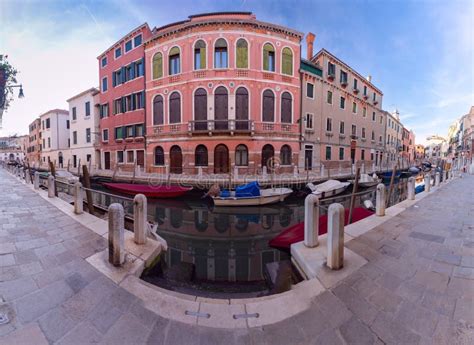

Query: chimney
[[306, 32, 316, 60], [367, 75, 372, 82]]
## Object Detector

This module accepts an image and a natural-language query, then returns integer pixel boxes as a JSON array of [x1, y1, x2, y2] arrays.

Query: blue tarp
[[235, 181, 261, 198], [220, 190, 231, 198]]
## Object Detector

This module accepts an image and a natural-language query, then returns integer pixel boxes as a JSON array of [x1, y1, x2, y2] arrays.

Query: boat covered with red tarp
[[102, 183, 192, 198], [269, 207, 374, 250]]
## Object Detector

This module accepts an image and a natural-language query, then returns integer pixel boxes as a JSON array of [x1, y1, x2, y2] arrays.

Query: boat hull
[[312, 185, 348, 199], [102, 183, 192, 198], [212, 188, 293, 207]]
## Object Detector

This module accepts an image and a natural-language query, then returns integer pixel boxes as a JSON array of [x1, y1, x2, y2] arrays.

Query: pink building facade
[[144, 12, 302, 174], [97, 24, 152, 170]]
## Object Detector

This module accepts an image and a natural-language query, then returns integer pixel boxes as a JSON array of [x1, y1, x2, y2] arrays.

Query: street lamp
[[9, 84, 24, 98]]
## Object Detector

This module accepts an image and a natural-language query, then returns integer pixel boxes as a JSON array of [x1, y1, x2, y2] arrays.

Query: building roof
[[38, 109, 69, 119], [97, 23, 151, 59], [313, 49, 383, 95], [300, 59, 323, 78], [66, 87, 99, 102]]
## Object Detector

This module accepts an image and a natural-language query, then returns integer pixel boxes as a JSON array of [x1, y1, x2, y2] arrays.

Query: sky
[[0, 0, 473, 144]]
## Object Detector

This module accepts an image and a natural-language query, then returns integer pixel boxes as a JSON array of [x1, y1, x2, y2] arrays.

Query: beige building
[[300, 37, 386, 171], [39, 109, 69, 167], [384, 110, 403, 167], [27, 118, 42, 166]]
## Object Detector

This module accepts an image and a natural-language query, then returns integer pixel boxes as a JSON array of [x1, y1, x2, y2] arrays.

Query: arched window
[[153, 95, 164, 125], [169, 92, 181, 124], [194, 88, 207, 131], [280, 145, 292, 165], [262, 144, 275, 170], [194, 40, 206, 70], [281, 47, 293, 76], [262, 90, 275, 122], [214, 39, 228, 68], [195, 145, 208, 166], [214, 86, 228, 130], [154, 146, 164, 165], [281, 92, 292, 123], [152, 52, 163, 79], [235, 87, 249, 130], [263, 43, 275, 72], [168, 47, 180, 75], [236, 39, 248, 69], [235, 144, 248, 166]]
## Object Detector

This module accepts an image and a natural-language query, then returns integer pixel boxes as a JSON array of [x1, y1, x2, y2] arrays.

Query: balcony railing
[[188, 120, 254, 134]]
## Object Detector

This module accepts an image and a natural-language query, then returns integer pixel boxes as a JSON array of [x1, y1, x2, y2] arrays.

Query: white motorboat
[[348, 173, 381, 188], [307, 180, 350, 199], [212, 187, 293, 207]]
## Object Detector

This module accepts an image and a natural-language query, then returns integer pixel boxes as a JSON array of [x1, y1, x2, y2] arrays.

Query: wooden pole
[[386, 165, 397, 207], [348, 167, 360, 224], [48, 161, 58, 197], [82, 165, 95, 215], [77, 159, 81, 176]]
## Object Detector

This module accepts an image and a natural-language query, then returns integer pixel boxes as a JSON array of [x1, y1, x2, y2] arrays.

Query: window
[[113, 99, 121, 115], [339, 147, 344, 160], [305, 113, 313, 130], [235, 87, 249, 130], [101, 56, 107, 67], [340, 70, 348, 85], [361, 149, 365, 160], [195, 145, 208, 166], [362, 127, 366, 139], [154, 147, 164, 165], [102, 77, 108, 92], [135, 59, 144, 77], [126, 150, 134, 163], [66, 120, 70, 129], [353, 79, 358, 90], [281, 92, 292, 123], [115, 126, 124, 140], [169, 92, 181, 124], [352, 102, 357, 114], [86, 154, 91, 162], [115, 47, 122, 58], [306, 83, 314, 98], [380, 116, 383, 124], [194, 88, 207, 129], [262, 90, 275, 122], [379, 135, 383, 143], [372, 112, 376, 121], [48, 137, 51, 148], [372, 130, 375, 140], [117, 151, 124, 163], [103, 129, 109, 141], [134, 34, 142, 47], [235, 144, 248, 166], [339, 121, 345, 134], [73, 131, 77, 145], [328, 62, 336, 76], [214, 39, 228, 68], [194, 40, 206, 70], [263, 43, 275, 72], [42, 139, 45, 148], [152, 53, 163, 79], [281, 47, 293, 75], [326, 118, 332, 131], [85, 101, 90, 116], [72, 107, 77, 120], [340, 96, 345, 109], [135, 124, 144, 137], [363, 107, 367, 117], [373, 92, 376, 101], [169, 47, 180, 75], [327, 90, 333, 104], [46, 118, 50, 129], [236, 39, 248, 68], [325, 146, 331, 160], [125, 40, 132, 52], [352, 125, 357, 136], [86, 128, 91, 143], [363, 85, 367, 96], [280, 145, 292, 165], [126, 125, 135, 138], [100, 103, 109, 118], [153, 95, 164, 125]]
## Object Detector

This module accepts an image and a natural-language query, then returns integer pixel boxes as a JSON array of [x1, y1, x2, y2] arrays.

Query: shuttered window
[[152, 53, 163, 79], [169, 92, 181, 124], [235, 144, 248, 166], [195, 145, 208, 166], [194, 40, 206, 70], [154, 146, 164, 165], [281, 47, 293, 76], [263, 43, 275, 71], [153, 95, 164, 125], [235, 87, 249, 130], [262, 90, 275, 122], [280, 92, 292, 123], [214, 86, 228, 130], [194, 88, 207, 130], [280, 145, 292, 165], [236, 39, 248, 69]]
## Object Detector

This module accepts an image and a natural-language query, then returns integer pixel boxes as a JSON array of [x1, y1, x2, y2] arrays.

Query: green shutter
[[236, 45, 248, 68], [153, 53, 162, 79], [200, 47, 206, 69], [263, 44, 274, 71], [282, 48, 293, 76]]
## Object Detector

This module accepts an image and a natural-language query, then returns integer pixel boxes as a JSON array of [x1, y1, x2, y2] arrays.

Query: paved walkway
[[0, 169, 473, 344]]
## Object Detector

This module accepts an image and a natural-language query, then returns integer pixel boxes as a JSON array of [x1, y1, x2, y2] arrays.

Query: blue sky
[[1, 0, 472, 144]]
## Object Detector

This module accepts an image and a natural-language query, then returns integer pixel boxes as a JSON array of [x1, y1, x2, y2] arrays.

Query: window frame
[[306, 82, 314, 99], [235, 38, 249, 69], [340, 96, 345, 109], [114, 47, 122, 59], [214, 38, 229, 69], [325, 146, 332, 160], [168, 46, 181, 75], [102, 129, 109, 142], [235, 144, 249, 166], [262, 42, 276, 72], [281, 46, 294, 76], [193, 39, 207, 70]]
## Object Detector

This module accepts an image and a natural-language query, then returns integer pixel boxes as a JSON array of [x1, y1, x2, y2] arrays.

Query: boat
[[415, 184, 425, 194], [102, 182, 192, 198], [306, 180, 350, 199], [348, 173, 381, 188], [211, 181, 293, 207], [269, 207, 375, 250], [381, 170, 402, 179], [408, 166, 421, 175]]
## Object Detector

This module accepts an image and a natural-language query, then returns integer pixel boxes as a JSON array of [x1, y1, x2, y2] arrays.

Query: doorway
[[104, 152, 111, 170], [170, 146, 183, 174], [214, 144, 229, 173]]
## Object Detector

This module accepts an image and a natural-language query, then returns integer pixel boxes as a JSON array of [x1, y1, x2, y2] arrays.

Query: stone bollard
[[133, 194, 148, 245], [376, 183, 386, 216], [108, 203, 125, 266], [165, 165, 170, 177], [73, 182, 83, 214], [47, 175, 55, 198], [372, 163, 376, 172], [262, 166, 268, 178], [361, 163, 366, 174], [327, 203, 345, 270], [435, 172, 440, 186], [34, 172, 40, 190], [198, 166, 203, 177], [304, 194, 320, 248], [293, 165, 298, 178], [424, 175, 431, 192], [233, 166, 239, 180], [321, 164, 325, 177], [407, 177, 415, 200]]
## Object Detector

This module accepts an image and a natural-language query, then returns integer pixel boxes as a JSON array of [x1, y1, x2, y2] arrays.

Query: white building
[[424, 135, 447, 162], [39, 109, 69, 167], [66, 87, 100, 170]]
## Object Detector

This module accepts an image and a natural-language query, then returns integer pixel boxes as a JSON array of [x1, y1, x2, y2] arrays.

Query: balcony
[[363, 94, 369, 100], [188, 120, 254, 135], [353, 88, 359, 94], [327, 72, 335, 81], [340, 80, 348, 88], [350, 134, 358, 140]]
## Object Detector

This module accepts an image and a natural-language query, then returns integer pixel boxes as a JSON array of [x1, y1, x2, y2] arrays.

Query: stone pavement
[[0, 168, 473, 344]]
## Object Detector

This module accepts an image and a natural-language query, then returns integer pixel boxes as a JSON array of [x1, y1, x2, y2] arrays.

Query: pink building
[[97, 24, 153, 170], [144, 12, 302, 174]]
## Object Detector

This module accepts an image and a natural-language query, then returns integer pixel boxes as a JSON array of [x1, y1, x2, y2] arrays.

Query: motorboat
[[269, 207, 375, 250], [306, 180, 350, 199], [348, 173, 381, 188], [102, 182, 192, 198]]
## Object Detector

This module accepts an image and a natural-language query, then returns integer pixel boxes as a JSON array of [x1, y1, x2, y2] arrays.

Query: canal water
[[78, 177, 411, 298]]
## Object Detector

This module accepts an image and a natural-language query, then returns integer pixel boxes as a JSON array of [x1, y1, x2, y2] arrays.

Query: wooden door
[[261, 144, 275, 171], [170, 146, 183, 174], [214, 144, 229, 173], [235, 87, 249, 130], [136, 150, 145, 168], [104, 152, 110, 170], [194, 88, 207, 131], [214, 87, 228, 130], [305, 146, 313, 170]]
